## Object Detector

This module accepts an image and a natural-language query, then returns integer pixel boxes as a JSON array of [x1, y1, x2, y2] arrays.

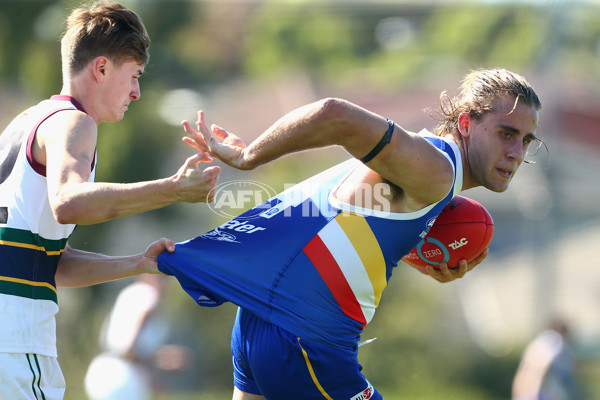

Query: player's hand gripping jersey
[[158, 133, 462, 350]]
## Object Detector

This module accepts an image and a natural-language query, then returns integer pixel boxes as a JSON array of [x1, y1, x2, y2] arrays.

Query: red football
[[402, 195, 494, 269]]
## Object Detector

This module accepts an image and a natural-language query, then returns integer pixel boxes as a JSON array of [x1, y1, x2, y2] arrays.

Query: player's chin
[[485, 178, 512, 193], [488, 184, 509, 193], [106, 111, 126, 122]]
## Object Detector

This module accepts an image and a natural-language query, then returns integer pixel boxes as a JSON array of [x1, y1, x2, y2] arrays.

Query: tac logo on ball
[[402, 195, 494, 269]]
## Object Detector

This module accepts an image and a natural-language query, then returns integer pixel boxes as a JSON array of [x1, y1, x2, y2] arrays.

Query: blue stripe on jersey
[[0, 228, 60, 302], [0, 245, 59, 286]]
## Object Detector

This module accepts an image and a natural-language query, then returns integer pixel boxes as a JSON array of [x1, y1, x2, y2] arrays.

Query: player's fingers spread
[[212, 124, 228, 139], [197, 113, 210, 137], [182, 137, 208, 152], [195, 111, 212, 138], [198, 129, 219, 152], [182, 120, 197, 136], [182, 122, 198, 142], [182, 121, 209, 147], [195, 110, 205, 128], [184, 113, 212, 146]]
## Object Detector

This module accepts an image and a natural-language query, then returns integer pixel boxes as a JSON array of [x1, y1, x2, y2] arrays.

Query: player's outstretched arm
[[48, 152, 221, 225], [41, 111, 221, 225], [183, 99, 388, 170], [55, 238, 174, 287], [182, 98, 454, 206], [409, 248, 489, 283]]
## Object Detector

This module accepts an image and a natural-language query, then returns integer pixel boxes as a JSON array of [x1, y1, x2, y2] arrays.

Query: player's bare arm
[[55, 238, 173, 287], [39, 110, 221, 225], [184, 98, 455, 207]]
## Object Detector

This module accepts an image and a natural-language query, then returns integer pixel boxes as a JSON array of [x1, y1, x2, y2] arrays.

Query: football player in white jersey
[[0, 2, 219, 399]]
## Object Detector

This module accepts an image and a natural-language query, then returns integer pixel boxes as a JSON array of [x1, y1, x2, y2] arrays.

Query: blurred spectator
[[512, 319, 581, 400], [84, 275, 192, 400]]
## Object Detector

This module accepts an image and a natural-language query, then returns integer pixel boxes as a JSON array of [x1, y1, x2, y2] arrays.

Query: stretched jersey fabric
[[0, 95, 94, 357], [158, 131, 462, 350]]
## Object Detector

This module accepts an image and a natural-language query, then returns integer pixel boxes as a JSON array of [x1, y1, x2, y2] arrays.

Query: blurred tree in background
[[2, 0, 600, 398]]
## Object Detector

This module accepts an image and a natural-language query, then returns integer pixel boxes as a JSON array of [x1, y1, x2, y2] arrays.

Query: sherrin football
[[402, 195, 494, 269]]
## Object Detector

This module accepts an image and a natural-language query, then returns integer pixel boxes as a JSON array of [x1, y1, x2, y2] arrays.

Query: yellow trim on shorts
[[297, 338, 333, 400]]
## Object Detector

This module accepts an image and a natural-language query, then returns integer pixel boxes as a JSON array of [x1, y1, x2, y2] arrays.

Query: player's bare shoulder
[[42, 110, 97, 145], [35, 110, 97, 166], [367, 125, 455, 206]]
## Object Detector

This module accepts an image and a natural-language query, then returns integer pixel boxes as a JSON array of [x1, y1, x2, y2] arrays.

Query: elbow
[[313, 98, 365, 144], [52, 197, 87, 225], [315, 97, 363, 131], [315, 97, 352, 120], [53, 204, 78, 225]]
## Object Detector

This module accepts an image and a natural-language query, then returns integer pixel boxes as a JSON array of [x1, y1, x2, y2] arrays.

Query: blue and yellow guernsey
[[159, 132, 462, 351], [0, 95, 93, 357]]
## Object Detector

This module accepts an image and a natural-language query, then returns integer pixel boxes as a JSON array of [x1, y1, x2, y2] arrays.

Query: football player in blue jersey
[[160, 68, 542, 400]]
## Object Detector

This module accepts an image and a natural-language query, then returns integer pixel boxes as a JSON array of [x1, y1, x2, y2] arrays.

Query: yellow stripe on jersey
[[0, 240, 63, 256], [334, 213, 387, 307], [0, 276, 57, 293]]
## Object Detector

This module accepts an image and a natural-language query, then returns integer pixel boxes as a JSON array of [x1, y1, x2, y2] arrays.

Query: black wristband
[[360, 119, 395, 164]]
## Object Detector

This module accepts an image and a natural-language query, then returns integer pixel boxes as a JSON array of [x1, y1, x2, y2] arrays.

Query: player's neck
[[59, 84, 101, 125]]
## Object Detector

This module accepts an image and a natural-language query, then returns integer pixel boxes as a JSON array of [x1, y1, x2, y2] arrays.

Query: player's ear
[[457, 113, 471, 138], [91, 56, 108, 82]]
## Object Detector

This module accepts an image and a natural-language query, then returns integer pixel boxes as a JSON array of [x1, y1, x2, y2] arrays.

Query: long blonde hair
[[431, 68, 542, 138]]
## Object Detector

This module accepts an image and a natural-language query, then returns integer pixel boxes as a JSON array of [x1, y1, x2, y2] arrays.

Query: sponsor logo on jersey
[[419, 216, 437, 239], [351, 382, 375, 400], [200, 228, 240, 243], [259, 206, 281, 219], [219, 219, 266, 234], [201, 220, 267, 243]]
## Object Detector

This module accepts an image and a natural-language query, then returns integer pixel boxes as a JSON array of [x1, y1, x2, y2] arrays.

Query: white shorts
[[0, 353, 65, 400]]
